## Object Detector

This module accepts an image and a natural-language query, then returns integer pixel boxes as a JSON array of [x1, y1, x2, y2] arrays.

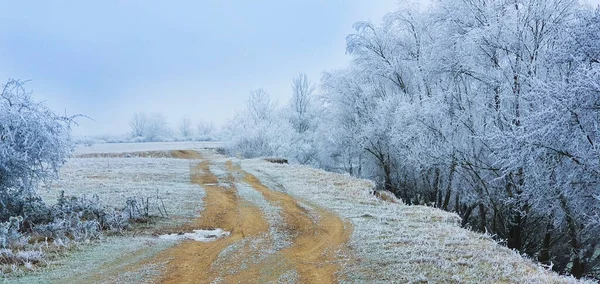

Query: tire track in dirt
[[58, 150, 211, 283], [66, 150, 352, 283], [154, 156, 353, 283], [154, 160, 270, 284], [227, 161, 353, 283]]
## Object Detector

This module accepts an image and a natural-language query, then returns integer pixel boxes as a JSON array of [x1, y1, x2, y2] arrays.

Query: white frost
[[158, 229, 230, 242]]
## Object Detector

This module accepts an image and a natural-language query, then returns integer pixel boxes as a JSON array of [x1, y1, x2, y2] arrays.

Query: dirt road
[[91, 150, 353, 283], [23, 147, 582, 284]]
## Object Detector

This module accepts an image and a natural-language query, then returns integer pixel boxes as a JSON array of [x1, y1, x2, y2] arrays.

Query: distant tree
[[226, 89, 293, 158], [285, 73, 320, 164], [144, 113, 170, 142], [179, 117, 193, 138], [0, 79, 75, 222], [197, 121, 215, 139], [246, 88, 277, 123], [130, 112, 147, 137], [289, 73, 316, 133], [129, 112, 171, 142]]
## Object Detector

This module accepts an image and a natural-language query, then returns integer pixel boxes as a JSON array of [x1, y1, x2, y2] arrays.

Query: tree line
[[127, 112, 217, 142], [227, 0, 600, 279]]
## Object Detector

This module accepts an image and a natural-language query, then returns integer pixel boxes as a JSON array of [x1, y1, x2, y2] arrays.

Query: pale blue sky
[[1, 0, 598, 136], [0, 1, 398, 136]]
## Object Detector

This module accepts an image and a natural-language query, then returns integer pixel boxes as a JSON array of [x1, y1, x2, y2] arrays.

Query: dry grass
[[241, 159, 592, 283], [11, 149, 207, 283], [74, 151, 173, 159], [7, 142, 593, 283], [39, 156, 205, 227], [10, 236, 177, 284], [73, 141, 224, 155]]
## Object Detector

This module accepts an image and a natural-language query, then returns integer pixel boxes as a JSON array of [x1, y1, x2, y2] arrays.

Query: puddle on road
[[158, 228, 230, 242]]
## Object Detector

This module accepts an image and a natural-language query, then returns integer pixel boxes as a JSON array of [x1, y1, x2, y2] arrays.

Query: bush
[[32, 192, 131, 242], [0, 80, 142, 274], [0, 79, 74, 223], [0, 191, 144, 275]]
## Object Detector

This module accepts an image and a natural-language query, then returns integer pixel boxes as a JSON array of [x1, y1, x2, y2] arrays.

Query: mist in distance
[[0, 0, 399, 137]]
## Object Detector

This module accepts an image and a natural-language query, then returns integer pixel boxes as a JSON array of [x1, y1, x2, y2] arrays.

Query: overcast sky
[[0, 1, 399, 136], [1, 0, 599, 136]]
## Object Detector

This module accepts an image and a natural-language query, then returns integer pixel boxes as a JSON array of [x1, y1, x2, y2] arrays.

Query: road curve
[[95, 150, 354, 283]]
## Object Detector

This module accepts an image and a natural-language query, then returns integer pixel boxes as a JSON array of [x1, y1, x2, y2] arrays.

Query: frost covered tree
[[289, 73, 316, 134], [196, 121, 216, 141], [227, 89, 289, 158], [179, 117, 193, 138], [321, 67, 401, 193], [227, 0, 599, 278], [228, 78, 322, 164], [144, 113, 171, 142], [286, 73, 319, 164], [130, 112, 147, 137], [129, 112, 171, 142], [494, 8, 600, 277], [1, 80, 138, 267], [246, 88, 277, 123], [0, 79, 74, 222]]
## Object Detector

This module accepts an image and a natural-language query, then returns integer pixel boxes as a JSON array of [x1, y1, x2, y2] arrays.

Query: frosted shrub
[[0, 217, 44, 274], [0, 217, 25, 249], [0, 248, 45, 275], [34, 192, 131, 241], [0, 79, 74, 222], [0, 80, 138, 274]]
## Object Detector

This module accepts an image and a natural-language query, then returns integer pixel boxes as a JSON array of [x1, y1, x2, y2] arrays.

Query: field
[[8, 142, 590, 283]]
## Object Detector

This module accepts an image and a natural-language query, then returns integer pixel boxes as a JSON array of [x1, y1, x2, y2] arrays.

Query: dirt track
[[88, 150, 353, 283], [32, 148, 587, 284]]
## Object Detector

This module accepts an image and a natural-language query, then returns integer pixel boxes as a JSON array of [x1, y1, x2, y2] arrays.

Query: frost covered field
[[34, 142, 223, 225], [9, 142, 594, 283], [14, 143, 213, 283], [40, 156, 204, 223], [73, 141, 224, 155]]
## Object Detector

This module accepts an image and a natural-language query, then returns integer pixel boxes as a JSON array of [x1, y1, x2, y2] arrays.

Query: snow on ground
[[74, 141, 225, 155], [241, 159, 592, 283], [159, 229, 230, 242]]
